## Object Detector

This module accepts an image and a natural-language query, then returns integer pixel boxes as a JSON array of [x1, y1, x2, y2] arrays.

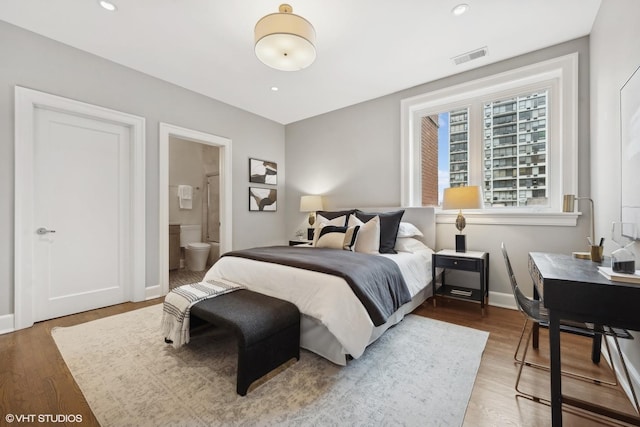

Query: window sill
[[435, 210, 581, 227]]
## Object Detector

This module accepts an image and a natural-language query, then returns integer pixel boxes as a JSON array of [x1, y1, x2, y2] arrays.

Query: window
[[401, 53, 579, 225]]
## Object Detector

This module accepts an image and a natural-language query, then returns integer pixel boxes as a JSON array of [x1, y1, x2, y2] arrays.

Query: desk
[[528, 252, 640, 426]]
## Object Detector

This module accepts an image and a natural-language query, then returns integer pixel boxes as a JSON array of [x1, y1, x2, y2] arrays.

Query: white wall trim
[[436, 211, 580, 227], [0, 314, 15, 335], [145, 284, 162, 301], [488, 290, 517, 310], [14, 86, 146, 330], [158, 123, 233, 296], [603, 336, 640, 412]]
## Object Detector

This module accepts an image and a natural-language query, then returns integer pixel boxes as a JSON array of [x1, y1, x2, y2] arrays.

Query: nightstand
[[432, 249, 489, 314]]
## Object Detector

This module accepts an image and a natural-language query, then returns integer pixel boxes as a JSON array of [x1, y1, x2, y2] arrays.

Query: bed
[[203, 207, 436, 365]]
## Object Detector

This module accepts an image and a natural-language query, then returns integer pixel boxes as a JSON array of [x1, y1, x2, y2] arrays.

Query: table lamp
[[442, 186, 483, 252], [300, 195, 323, 240], [563, 194, 598, 260]]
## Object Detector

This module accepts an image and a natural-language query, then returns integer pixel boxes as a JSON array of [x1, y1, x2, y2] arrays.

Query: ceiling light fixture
[[98, 0, 118, 12], [98, 0, 117, 12], [254, 4, 316, 71], [452, 3, 469, 16]]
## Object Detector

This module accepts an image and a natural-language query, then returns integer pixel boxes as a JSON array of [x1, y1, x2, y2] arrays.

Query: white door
[[32, 108, 130, 322]]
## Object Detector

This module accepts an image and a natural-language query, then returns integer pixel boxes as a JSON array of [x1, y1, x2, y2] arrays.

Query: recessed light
[[271, 86, 279, 92], [452, 4, 469, 16], [99, 1, 117, 12]]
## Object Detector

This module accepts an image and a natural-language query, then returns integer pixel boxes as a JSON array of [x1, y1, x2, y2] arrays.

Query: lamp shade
[[255, 4, 316, 71], [300, 195, 323, 212], [442, 186, 483, 210]]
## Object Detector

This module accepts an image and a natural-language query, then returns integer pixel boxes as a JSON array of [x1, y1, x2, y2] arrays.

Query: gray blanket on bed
[[221, 246, 411, 326]]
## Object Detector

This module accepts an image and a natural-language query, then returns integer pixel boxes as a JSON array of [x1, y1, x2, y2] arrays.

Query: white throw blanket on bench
[[161, 279, 244, 349]]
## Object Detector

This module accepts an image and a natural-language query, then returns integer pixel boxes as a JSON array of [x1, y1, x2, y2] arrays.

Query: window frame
[[400, 53, 580, 226]]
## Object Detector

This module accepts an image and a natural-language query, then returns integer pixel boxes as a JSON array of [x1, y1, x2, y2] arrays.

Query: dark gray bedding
[[221, 246, 411, 326]]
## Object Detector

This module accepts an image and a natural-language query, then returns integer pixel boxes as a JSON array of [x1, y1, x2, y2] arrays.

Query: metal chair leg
[[515, 321, 545, 401], [513, 317, 618, 387], [513, 318, 530, 363], [514, 322, 623, 405]]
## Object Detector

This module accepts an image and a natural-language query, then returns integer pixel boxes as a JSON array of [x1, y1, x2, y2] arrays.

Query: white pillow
[[348, 215, 380, 254], [397, 222, 424, 238], [313, 214, 347, 246], [394, 237, 432, 253]]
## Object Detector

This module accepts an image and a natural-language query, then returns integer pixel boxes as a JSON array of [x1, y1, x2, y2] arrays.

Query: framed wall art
[[249, 158, 277, 185], [249, 187, 277, 211]]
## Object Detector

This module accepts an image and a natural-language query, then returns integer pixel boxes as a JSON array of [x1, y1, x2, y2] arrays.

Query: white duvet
[[203, 247, 433, 360]]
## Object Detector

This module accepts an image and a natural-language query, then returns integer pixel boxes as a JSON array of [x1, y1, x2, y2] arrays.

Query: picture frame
[[249, 158, 277, 185], [249, 187, 277, 211], [620, 65, 640, 239]]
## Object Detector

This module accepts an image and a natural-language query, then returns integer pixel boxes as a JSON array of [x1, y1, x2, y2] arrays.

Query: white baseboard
[[0, 313, 15, 335], [604, 335, 640, 411], [488, 290, 517, 310], [145, 284, 164, 301]]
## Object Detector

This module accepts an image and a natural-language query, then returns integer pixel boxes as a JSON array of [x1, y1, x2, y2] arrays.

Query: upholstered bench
[[190, 289, 301, 396]]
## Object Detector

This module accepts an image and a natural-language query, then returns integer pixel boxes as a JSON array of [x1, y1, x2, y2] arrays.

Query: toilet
[[180, 224, 211, 271]]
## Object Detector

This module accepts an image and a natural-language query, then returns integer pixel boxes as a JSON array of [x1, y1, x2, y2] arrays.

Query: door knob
[[36, 227, 56, 235]]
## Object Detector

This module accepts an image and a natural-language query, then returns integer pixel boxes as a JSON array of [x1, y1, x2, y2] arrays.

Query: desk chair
[[501, 243, 638, 409]]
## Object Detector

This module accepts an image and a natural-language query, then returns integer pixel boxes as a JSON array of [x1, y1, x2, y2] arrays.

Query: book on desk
[[597, 266, 640, 284]]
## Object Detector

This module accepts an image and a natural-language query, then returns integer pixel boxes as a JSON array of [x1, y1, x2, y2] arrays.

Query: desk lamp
[[563, 194, 597, 259]]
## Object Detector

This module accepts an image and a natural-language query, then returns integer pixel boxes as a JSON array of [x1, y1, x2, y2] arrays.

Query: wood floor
[[0, 296, 637, 426]]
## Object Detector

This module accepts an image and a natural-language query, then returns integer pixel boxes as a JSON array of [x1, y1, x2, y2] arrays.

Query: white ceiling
[[0, 0, 601, 124]]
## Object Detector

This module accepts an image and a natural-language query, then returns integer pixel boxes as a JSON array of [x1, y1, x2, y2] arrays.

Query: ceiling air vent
[[452, 46, 488, 65]]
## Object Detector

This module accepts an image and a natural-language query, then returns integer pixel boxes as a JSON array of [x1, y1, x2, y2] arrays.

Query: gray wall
[[0, 21, 286, 317], [285, 37, 592, 301], [590, 0, 640, 381]]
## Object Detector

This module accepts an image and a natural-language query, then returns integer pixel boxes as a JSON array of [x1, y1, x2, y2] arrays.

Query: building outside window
[[420, 90, 548, 207]]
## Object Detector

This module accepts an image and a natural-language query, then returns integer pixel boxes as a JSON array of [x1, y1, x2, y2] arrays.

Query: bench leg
[[236, 322, 300, 396]]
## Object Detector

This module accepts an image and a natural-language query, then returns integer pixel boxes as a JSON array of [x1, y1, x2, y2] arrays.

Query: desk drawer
[[436, 256, 480, 272]]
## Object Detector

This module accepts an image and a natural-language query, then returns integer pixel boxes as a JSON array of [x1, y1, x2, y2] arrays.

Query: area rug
[[52, 304, 489, 427]]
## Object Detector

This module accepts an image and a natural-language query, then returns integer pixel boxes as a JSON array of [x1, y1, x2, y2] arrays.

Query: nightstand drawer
[[435, 256, 480, 272]]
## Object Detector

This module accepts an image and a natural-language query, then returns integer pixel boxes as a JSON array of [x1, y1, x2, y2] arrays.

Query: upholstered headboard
[[339, 206, 436, 250]]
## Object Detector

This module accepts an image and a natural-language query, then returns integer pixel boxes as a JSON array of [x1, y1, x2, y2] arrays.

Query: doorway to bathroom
[[167, 173, 220, 289], [158, 123, 232, 295], [168, 138, 220, 288]]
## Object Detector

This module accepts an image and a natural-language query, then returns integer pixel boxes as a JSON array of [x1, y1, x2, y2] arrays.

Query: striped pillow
[[315, 225, 360, 251]]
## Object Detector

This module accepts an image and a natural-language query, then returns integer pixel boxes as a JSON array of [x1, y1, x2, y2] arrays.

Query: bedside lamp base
[[455, 234, 467, 253]]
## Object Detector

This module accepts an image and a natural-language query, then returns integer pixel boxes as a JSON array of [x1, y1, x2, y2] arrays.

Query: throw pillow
[[313, 214, 348, 246], [315, 210, 355, 226], [355, 209, 405, 254], [397, 222, 424, 238], [316, 225, 360, 251], [348, 215, 380, 254], [394, 237, 432, 253]]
